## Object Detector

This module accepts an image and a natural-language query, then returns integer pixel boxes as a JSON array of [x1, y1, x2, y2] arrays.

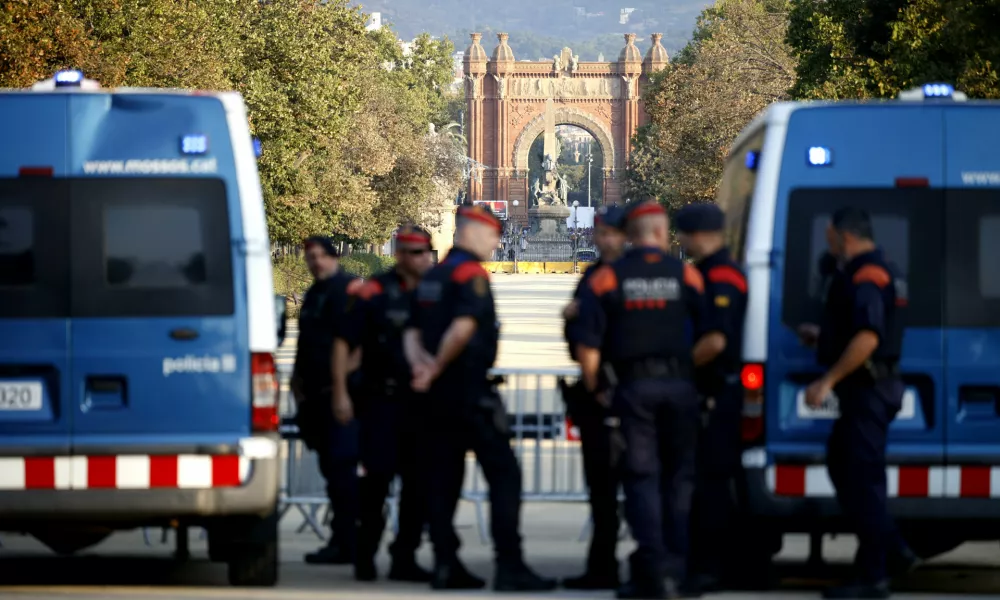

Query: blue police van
[[0, 71, 285, 586], [720, 83, 1000, 564]]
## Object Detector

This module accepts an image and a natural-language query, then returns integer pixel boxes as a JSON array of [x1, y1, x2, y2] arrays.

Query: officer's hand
[[411, 363, 438, 393], [562, 300, 580, 320], [804, 377, 832, 409], [333, 393, 354, 424], [797, 323, 820, 348]]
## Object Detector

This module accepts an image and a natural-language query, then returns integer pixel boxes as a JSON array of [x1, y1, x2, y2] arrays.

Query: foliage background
[[0, 0, 464, 247], [624, 0, 1000, 209]]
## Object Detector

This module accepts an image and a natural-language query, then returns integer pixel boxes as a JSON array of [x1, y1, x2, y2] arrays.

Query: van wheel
[[224, 509, 279, 587], [227, 537, 278, 587]]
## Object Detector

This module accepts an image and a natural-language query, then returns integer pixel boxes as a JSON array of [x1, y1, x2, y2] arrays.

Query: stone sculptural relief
[[506, 77, 621, 99]]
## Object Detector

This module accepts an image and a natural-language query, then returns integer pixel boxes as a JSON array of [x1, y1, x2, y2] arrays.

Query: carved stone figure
[[531, 178, 543, 204], [533, 156, 569, 207], [570, 55, 579, 72], [497, 77, 507, 98], [553, 55, 562, 71], [556, 175, 570, 204]]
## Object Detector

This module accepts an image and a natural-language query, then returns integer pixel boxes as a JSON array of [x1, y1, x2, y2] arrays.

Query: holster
[[865, 360, 900, 381], [557, 377, 589, 420], [474, 386, 510, 438], [606, 415, 625, 468]]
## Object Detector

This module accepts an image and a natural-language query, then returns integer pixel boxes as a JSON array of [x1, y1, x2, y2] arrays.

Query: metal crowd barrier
[[277, 366, 623, 544]]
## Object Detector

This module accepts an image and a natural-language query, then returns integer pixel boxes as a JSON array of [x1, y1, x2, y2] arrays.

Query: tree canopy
[[787, 0, 1000, 100], [0, 0, 464, 245], [625, 0, 1000, 212], [623, 0, 796, 208]]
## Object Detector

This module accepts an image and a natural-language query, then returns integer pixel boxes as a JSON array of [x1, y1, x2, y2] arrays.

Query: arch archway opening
[[527, 124, 605, 209]]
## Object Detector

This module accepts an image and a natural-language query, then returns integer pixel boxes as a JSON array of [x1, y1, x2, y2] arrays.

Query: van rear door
[[0, 95, 74, 469], [942, 106, 1000, 496], [767, 105, 947, 496], [67, 95, 251, 472]]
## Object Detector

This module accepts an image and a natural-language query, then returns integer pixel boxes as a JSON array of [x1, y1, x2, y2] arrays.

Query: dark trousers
[[689, 380, 743, 578], [570, 396, 621, 574], [314, 418, 361, 555], [427, 380, 524, 566], [826, 378, 908, 582], [357, 395, 429, 562], [615, 377, 699, 582]]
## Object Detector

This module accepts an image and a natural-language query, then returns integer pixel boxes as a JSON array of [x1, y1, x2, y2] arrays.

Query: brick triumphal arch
[[462, 32, 669, 224]]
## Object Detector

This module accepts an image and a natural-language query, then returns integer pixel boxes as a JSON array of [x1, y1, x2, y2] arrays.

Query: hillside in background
[[356, 0, 712, 59]]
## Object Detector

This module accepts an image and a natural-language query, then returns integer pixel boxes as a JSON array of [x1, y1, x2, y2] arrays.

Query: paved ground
[[2, 274, 999, 598]]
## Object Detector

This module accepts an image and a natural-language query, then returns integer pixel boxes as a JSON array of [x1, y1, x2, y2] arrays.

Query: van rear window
[[944, 190, 1000, 328], [0, 180, 70, 318], [782, 188, 944, 328], [72, 178, 235, 318], [0, 178, 234, 319]]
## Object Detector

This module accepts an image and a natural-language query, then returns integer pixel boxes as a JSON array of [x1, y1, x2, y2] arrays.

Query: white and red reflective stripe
[[766, 465, 1000, 498], [0, 455, 251, 490]]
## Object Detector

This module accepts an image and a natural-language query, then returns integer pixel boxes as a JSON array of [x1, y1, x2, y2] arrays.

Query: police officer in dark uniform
[[405, 204, 556, 592], [291, 235, 363, 565], [561, 204, 627, 590], [333, 225, 437, 582], [802, 208, 917, 599], [575, 199, 724, 599], [673, 203, 748, 595]]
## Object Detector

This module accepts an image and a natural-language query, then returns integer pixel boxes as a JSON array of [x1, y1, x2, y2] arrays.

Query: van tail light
[[740, 363, 765, 444], [19, 166, 54, 177], [251, 352, 279, 432], [895, 177, 929, 188]]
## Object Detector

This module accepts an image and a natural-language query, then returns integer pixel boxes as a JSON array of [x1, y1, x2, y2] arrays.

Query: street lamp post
[[587, 152, 593, 208], [512, 199, 520, 274], [572, 200, 580, 274]]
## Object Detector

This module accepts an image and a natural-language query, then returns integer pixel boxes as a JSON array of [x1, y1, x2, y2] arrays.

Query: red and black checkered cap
[[456, 203, 502, 233]]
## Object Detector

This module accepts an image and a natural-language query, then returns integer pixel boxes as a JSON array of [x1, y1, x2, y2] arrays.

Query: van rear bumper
[[0, 456, 279, 525], [743, 465, 1000, 529]]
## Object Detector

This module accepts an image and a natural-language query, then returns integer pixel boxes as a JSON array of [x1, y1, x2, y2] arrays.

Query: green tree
[[624, 0, 796, 208], [786, 0, 1000, 100]]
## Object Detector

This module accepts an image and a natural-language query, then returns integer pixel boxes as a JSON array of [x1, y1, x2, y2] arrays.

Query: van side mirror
[[275, 294, 287, 345]]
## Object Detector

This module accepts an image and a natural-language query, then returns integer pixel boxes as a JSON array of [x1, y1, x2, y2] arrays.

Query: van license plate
[[0, 382, 44, 411], [796, 389, 916, 420]]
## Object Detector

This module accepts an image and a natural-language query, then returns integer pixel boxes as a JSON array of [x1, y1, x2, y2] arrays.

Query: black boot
[[388, 556, 432, 582], [822, 579, 891, 599], [617, 576, 680, 599], [679, 572, 721, 597], [888, 546, 921, 577], [304, 542, 353, 565], [430, 558, 486, 590], [354, 557, 377, 582], [493, 562, 558, 592], [562, 568, 619, 590]]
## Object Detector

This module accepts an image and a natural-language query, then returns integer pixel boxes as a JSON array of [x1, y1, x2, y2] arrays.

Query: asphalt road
[[2, 274, 999, 598]]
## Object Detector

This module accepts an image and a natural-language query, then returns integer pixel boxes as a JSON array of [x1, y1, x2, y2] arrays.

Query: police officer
[[802, 208, 917, 599], [333, 225, 437, 582], [561, 204, 627, 591], [291, 235, 362, 565], [575, 199, 723, 599], [405, 204, 556, 592], [674, 203, 748, 595]]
